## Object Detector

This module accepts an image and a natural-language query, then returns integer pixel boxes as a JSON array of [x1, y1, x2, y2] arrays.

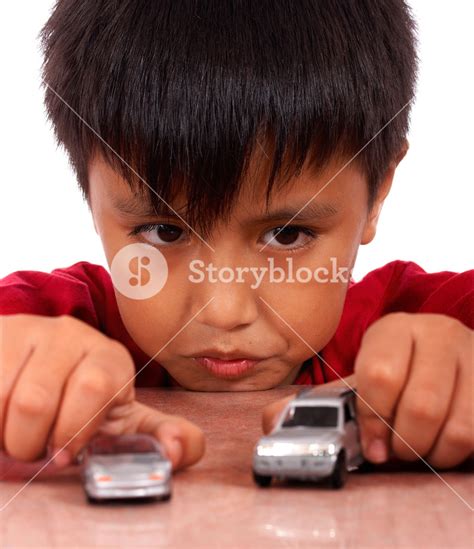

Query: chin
[[172, 372, 290, 392]]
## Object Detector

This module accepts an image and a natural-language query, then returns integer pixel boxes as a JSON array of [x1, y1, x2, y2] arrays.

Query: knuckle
[[12, 385, 53, 417], [106, 338, 129, 356], [403, 392, 443, 423], [442, 316, 463, 336], [361, 361, 399, 389], [106, 340, 135, 376], [443, 423, 474, 451], [75, 369, 110, 398], [416, 314, 462, 341], [368, 312, 410, 333], [2, 313, 28, 326], [0, 314, 29, 343], [385, 311, 411, 324], [48, 315, 84, 344], [52, 315, 92, 341], [53, 314, 78, 332]]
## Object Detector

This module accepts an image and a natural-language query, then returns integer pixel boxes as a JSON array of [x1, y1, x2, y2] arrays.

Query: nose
[[192, 262, 259, 331]]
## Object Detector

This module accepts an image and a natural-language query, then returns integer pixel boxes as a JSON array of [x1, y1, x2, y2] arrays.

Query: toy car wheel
[[253, 471, 272, 487], [160, 492, 172, 501], [330, 451, 348, 489], [86, 494, 101, 504], [356, 460, 375, 474]]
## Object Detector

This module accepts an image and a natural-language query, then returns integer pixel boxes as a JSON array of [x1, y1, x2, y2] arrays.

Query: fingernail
[[367, 438, 387, 463], [52, 448, 71, 467]]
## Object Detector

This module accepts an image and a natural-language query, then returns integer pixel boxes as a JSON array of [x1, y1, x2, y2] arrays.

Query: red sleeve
[[0, 262, 168, 387], [0, 262, 102, 325], [296, 260, 474, 386]]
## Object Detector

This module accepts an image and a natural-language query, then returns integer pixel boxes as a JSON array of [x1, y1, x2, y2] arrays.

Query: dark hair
[[40, 0, 417, 233]]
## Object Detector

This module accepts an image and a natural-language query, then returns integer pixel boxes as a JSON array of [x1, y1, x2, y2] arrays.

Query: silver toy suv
[[253, 386, 363, 489]]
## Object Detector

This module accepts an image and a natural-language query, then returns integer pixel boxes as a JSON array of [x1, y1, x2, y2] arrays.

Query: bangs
[[41, 0, 417, 233]]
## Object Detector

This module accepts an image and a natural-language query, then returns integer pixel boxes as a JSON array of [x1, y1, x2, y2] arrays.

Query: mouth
[[192, 353, 265, 379]]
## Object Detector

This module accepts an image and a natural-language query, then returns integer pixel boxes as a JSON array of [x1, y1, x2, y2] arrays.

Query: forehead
[[88, 148, 367, 221]]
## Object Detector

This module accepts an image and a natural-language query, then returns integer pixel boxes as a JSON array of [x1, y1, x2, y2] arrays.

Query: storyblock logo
[[110, 243, 168, 300]]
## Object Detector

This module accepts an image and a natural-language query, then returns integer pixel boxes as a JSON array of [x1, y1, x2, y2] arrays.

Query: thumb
[[355, 397, 392, 464], [262, 394, 294, 434], [320, 374, 391, 462], [97, 401, 205, 471]]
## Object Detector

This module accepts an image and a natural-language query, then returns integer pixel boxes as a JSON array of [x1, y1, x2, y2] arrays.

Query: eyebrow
[[252, 201, 338, 223], [112, 194, 338, 222], [111, 195, 181, 218]]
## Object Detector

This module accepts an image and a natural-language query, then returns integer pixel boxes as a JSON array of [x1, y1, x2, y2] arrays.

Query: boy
[[0, 0, 472, 476]]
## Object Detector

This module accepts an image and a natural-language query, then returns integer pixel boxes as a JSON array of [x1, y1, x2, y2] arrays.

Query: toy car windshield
[[87, 434, 164, 457], [281, 405, 338, 428]]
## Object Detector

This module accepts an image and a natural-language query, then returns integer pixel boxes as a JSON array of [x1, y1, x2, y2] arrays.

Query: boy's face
[[89, 147, 393, 391]]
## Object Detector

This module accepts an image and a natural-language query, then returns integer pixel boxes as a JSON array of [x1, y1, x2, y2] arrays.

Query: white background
[[1, 1, 473, 280]]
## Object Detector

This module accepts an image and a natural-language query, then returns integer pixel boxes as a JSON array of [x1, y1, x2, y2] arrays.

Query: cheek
[[298, 281, 347, 350], [96, 216, 191, 354], [114, 282, 188, 357], [259, 242, 354, 357], [263, 275, 348, 356]]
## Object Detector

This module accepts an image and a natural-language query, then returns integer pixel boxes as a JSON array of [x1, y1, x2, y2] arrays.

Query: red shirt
[[0, 260, 472, 387]]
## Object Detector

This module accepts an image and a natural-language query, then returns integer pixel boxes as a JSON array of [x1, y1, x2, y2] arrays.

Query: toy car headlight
[[93, 473, 112, 482], [256, 443, 277, 456], [149, 471, 165, 481], [257, 442, 302, 456], [149, 465, 170, 480], [309, 443, 337, 457]]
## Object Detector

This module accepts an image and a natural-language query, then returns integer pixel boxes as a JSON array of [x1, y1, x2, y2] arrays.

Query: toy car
[[80, 433, 172, 502], [253, 386, 364, 489]]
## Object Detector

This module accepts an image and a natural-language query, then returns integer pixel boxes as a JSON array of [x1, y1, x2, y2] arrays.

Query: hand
[[354, 312, 473, 469], [262, 313, 473, 470], [0, 314, 204, 477]]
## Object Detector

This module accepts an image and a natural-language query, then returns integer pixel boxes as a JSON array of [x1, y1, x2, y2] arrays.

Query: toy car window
[[88, 434, 159, 455], [131, 454, 157, 463], [281, 406, 338, 428]]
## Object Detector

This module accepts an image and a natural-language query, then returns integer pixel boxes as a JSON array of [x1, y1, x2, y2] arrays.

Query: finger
[[0, 315, 36, 450], [51, 341, 136, 461], [118, 401, 205, 470], [262, 394, 294, 434], [425, 337, 474, 468], [0, 447, 71, 481], [3, 333, 84, 461], [391, 326, 457, 461], [354, 313, 413, 463]]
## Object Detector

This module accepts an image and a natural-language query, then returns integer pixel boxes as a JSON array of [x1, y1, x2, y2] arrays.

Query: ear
[[86, 197, 99, 234], [361, 140, 409, 245], [86, 196, 99, 235]]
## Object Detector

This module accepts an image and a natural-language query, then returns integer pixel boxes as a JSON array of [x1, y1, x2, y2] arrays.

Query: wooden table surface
[[1, 387, 473, 548]]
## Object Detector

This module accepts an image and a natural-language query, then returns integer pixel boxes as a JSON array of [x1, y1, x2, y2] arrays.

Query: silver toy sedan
[[80, 433, 172, 502], [253, 386, 364, 489]]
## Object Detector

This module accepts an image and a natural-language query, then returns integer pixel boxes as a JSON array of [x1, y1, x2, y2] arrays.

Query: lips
[[193, 356, 262, 379]]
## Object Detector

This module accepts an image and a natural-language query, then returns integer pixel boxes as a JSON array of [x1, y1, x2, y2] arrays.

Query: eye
[[128, 223, 186, 246], [260, 225, 316, 250]]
